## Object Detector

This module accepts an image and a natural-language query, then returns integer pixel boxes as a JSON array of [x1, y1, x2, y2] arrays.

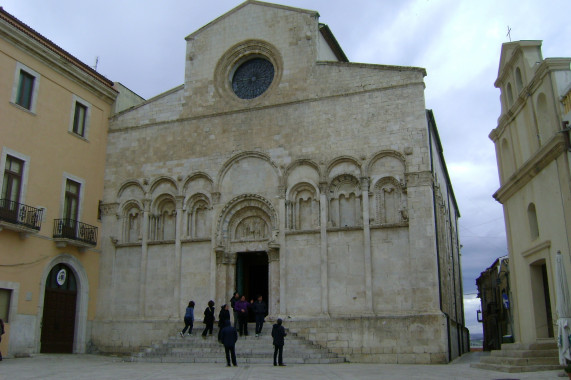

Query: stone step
[[128, 324, 346, 364], [499, 342, 557, 351], [479, 355, 560, 366], [491, 348, 560, 358], [470, 362, 563, 373]]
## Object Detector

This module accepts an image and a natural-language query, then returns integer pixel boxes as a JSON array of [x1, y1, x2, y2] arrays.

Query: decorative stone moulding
[[214, 39, 283, 104]]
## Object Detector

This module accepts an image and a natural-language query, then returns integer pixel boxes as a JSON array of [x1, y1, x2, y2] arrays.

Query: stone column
[[319, 182, 329, 315], [278, 186, 287, 314], [361, 177, 373, 312], [174, 196, 184, 317], [139, 198, 151, 316], [215, 248, 226, 309], [268, 246, 280, 317]]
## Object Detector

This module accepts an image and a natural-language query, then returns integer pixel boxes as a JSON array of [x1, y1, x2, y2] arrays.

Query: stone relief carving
[[235, 216, 269, 241]]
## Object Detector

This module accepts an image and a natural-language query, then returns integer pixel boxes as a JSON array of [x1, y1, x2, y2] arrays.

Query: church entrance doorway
[[236, 251, 268, 322], [40, 264, 77, 353], [530, 260, 554, 339]]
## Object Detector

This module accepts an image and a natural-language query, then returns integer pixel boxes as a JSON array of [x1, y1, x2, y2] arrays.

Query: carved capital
[[216, 250, 225, 265], [211, 192, 221, 204], [268, 248, 280, 262], [318, 182, 329, 194], [175, 195, 185, 209], [277, 185, 286, 199], [360, 177, 370, 192], [142, 198, 152, 211]]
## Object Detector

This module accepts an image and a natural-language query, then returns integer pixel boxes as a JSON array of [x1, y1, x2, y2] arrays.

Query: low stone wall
[[285, 313, 449, 364]]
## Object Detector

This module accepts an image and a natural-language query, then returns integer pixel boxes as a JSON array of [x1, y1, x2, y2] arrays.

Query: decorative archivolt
[[185, 193, 211, 239], [328, 174, 362, 227], [149, 194, 177, 241], [366, 150, 406, 176], [216, 194, 277, 247], [215, 151, 283, 193], [121, 200, 143, 243], [372, 176, 408, 224], [149, 176, 178, 196], [284, 159, 321, 181], [117, 180, 145, 199], [182, 172, 214, 194], [286, 182, 319, 230], [326, 156, 362, 179]]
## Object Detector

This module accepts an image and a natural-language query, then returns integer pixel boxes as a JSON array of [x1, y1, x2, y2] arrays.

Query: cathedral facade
[[94, 1, 466, 363]]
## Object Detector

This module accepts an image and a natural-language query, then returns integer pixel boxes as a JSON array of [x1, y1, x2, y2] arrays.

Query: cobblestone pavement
[[0, 352, 564, 380]]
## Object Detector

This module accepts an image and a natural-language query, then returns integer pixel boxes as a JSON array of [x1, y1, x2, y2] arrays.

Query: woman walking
[[179, 301, 195, 337]]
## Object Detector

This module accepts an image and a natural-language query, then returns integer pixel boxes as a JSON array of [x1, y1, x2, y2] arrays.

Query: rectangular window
[[0, 288, 11, 322], [16, 70, 35, 110], [2, 155, 24, 206], [72, 102, 87, 137], [64, 179, 80, 222]]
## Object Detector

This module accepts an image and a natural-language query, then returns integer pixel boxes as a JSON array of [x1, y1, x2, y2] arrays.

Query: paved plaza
[[0, 352, 564, 380]]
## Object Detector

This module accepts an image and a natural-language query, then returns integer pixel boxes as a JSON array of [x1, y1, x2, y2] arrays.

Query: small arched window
[[527, 203, 539, 240], [506, 83, 514, 107], [515, 68, 523, 94]]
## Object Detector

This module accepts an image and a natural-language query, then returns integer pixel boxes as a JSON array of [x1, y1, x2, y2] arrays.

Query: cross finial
[[506, 26, 512, 42]]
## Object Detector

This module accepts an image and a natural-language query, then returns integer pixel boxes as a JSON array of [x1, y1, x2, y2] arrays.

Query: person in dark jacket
[[179, 300, 195, 337], [251, 295, 267, 337], [220, 320, 238, 367], [201, 300, 215, 337], [217, 304, 231, 343], [229, 292, 240, 327], [234, 296, 250, 336], [0, 317, 4, 361], [271, 318, 287, 366]]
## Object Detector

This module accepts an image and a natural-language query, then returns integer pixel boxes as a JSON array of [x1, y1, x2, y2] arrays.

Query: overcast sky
[[4, 0, 570, 335]]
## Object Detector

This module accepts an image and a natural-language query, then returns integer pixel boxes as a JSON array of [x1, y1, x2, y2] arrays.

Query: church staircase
[[470, 340, 562, 373], [126, 323, 345, 364]]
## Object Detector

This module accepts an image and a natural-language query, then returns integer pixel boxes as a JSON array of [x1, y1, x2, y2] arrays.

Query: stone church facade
[[93, 1, 466, 363]]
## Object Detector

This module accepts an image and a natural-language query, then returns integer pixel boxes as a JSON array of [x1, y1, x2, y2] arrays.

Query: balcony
[[53, 218, 98, 249], [0, 199, 43, 236]]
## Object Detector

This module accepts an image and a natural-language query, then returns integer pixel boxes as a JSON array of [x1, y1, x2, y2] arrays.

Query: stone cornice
[[493, 134, 566, 203]]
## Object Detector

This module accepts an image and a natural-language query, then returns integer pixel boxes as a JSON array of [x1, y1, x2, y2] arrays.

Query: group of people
[[178, 293, 287, 367]]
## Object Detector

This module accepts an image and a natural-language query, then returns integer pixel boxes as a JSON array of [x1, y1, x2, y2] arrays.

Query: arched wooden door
[[40, 264, 77, 353]]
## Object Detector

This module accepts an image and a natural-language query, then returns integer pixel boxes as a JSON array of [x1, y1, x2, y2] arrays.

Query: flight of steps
[[126, 323, 345, 364], [470, 341, 562, 373]]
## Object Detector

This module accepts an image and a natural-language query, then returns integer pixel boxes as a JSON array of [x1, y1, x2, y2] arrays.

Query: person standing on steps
[[217, 304, 230, 343], [251, 295, 267, 337], [234, 295, 250, 336], [271, 318, 287, 366], [229, 292, 240, 327], [220, 319, 238, 367], [201, 300, 215, 338], [179, 301, 195, 337]]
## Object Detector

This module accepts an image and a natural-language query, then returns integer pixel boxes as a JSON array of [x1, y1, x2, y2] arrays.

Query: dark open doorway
[[41, 264, 77, 353], [236, 252, 268, 321]]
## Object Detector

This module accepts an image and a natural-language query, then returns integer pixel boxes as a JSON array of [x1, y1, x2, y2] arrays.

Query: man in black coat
[[271, 318, 287, 366], [220, 320, 238, 367], [251, 295, 267, 337]]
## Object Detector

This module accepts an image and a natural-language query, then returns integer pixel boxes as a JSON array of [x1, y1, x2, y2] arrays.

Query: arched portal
[[40, 263, 77, 353]]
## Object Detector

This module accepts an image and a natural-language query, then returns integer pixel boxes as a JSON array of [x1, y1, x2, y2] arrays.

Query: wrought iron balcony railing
[[53, 218, 98, 246], [0, 199, 43, 230]]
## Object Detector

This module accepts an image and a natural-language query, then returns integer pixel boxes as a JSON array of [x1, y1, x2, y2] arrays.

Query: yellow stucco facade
[[0, 9, 117, 355]]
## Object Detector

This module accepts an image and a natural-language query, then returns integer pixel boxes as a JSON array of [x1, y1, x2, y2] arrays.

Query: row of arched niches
[[113, 151, 410, 245]]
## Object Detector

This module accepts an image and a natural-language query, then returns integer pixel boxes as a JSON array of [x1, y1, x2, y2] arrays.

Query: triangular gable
[[495, 40, 542, 87], [185, 0, 318, 41]]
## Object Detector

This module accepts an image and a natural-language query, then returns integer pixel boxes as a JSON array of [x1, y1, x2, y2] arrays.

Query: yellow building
[[0, 8, 117, 355]]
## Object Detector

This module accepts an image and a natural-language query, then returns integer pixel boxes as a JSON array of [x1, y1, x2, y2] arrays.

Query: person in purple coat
[[234, 295, 250, 336]]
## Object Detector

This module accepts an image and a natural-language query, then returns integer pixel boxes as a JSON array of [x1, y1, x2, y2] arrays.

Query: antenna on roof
[[506, 26, 512, 42], [93, 56, 99, 71]]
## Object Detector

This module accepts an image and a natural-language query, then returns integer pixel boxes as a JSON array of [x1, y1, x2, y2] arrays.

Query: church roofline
[[317, 61, 427, 76], [185, 0, 319, 41], [319, 23, 348, 62]]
